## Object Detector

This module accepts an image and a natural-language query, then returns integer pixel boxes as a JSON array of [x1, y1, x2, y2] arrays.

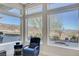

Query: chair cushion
[[23, 47, 38, 56], [29, 43, 37, 48]]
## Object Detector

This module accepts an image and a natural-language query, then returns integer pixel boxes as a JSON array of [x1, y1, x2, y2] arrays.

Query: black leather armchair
[[23, 37, 40, 56]]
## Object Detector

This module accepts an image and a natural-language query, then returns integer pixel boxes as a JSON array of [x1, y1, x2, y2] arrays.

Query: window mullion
[[42, 4, 47, 45]]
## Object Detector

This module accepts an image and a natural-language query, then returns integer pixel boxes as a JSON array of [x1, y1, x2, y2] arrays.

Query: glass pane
[[27, 16, 42, 41], [26, 5, 42, 15], [48, 10, 79, 48], [47, 3, 75, 10], [8, 8, 20, 16], [0, 14, 20, 43]]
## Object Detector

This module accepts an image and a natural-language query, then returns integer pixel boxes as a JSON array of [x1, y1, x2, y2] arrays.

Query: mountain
[[0, 23, 20, 34]]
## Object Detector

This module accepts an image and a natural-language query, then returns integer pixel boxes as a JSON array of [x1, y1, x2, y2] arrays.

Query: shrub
[[53, 36, 60, 41]]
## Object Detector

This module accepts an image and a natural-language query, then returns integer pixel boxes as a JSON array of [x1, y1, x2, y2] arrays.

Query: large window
[[0, 4, 21, 44], [25, 4, 43, 43], [48, 10, 79, 48], [8, 8, 20, 16]]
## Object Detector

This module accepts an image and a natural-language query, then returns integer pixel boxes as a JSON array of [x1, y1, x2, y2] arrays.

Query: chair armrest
[[23, 45, 29, 48], [34, 46, 39, 50]]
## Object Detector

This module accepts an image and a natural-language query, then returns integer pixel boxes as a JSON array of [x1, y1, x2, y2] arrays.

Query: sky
[[0, 3, 79, 30], [0, 8, 20, 25], [56, 10, 79, 30], [0, 14, 20, 25]]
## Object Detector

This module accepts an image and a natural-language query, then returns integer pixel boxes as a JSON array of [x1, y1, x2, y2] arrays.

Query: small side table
[[0, 50, 6, 56]]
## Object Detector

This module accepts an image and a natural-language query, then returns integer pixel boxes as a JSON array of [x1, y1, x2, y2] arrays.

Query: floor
[[0, 41, 47, 56], [0, 41, 79, 56]]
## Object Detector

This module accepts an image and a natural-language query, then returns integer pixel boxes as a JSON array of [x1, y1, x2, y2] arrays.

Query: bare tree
[[49, 15, 63, 38]]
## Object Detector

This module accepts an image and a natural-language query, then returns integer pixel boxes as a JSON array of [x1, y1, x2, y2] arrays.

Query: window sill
[[0, 41, 21, 46]]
